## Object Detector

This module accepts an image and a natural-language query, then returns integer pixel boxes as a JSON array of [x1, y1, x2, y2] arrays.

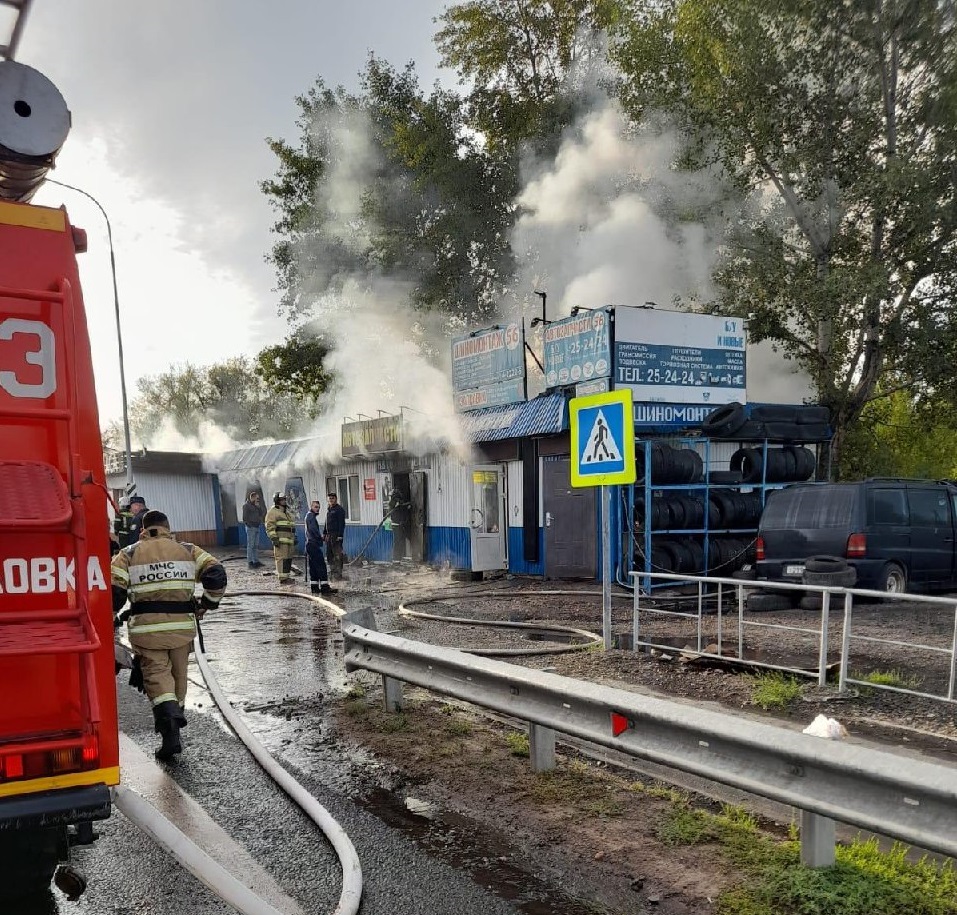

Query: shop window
[[326, 475, 361, 521]]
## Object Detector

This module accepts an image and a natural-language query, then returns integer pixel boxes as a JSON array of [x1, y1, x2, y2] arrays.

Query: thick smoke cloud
[[512, 104, 721, 318]]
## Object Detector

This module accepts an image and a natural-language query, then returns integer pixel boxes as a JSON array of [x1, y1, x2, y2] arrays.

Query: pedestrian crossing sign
[[569, 389, 636, 487]]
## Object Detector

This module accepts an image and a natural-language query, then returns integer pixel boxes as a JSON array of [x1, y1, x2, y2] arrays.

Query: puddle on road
[[358, 787, 601, 915]]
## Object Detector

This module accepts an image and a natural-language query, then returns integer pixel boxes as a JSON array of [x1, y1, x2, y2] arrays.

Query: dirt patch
[[332, 691, 733, 914]]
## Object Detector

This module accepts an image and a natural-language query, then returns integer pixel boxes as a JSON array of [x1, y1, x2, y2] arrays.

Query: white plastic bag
[[803, 714, 848, 740]]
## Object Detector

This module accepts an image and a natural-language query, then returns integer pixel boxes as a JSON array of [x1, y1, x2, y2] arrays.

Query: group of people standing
[[243, 490, 346, 595]]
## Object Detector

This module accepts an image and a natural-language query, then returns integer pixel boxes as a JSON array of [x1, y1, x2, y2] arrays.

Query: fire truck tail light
[[50, 749, 78, 773], [82, 734, 99, 764], [847, 533, 867, 558], [1, 754, 24, 779], [755, 536, 765, 561]]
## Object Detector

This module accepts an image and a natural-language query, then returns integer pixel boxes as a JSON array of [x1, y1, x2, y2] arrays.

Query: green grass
[[505, 731, 529, 757], [379, 713, 409, 733], [444, 717, 473, 736], [342, 699, 369, 718], [857, 669, 923, 690], [750, 672, 804, 710], [656, 797, 957, 914], [344, 682, 366, 700], [530, 763, 624, 817]]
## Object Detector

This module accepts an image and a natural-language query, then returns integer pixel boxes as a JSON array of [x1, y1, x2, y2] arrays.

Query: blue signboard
[[454, 378, 526, 412], [614, 308, 746, 405], [633, 402, 714, 428], [543, 308, 611, 389], [451, 323, 525, 392]]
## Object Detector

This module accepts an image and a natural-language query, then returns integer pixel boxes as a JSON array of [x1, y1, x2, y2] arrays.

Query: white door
[[469, 465, 507, 572]]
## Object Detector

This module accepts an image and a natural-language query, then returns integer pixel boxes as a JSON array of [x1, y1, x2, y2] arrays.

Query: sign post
[[569, 389, 636, 649]]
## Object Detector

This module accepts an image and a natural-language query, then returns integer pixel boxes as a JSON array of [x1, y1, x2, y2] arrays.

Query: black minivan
[[756, 479, 957, 593]]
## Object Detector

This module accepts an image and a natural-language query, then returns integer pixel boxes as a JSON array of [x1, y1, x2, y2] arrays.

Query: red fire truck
[[0, 10, 120, 898]]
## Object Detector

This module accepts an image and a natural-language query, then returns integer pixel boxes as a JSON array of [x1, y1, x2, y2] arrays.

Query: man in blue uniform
[[305, 500, 337, 596]]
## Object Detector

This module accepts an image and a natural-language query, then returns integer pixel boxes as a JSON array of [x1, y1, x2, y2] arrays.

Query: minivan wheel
[[876, 563, 907, 594]]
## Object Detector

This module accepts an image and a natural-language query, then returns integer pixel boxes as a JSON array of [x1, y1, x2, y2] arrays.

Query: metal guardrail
[[630, 572, 957, 703], [342, 612, 957, 868]]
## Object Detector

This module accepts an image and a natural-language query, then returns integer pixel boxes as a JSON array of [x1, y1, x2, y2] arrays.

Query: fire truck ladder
[[0, 0, 33, 61], [0, 278, 102, 756]]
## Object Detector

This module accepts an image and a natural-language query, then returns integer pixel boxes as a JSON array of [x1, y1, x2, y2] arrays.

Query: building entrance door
[[469, 465, 506, 572], [543, 457, 596, 579]]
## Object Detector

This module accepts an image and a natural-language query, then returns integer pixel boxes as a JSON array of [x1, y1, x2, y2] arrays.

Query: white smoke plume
[[137, 417, 275, 473], [290, 108, 469, 463], [510, 100, 815, 402], [512, 103, 722, 318]]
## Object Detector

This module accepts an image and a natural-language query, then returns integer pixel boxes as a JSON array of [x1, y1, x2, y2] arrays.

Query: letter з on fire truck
[[0, 58, 120, 900]]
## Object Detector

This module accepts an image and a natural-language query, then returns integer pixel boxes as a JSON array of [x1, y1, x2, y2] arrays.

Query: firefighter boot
[[153, 701, 182, 761]]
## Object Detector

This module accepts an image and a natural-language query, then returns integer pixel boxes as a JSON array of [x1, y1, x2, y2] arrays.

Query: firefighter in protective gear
[[113, 494, 147, 547], [111, 510, 227, 760], [265, 492, 297, 584]]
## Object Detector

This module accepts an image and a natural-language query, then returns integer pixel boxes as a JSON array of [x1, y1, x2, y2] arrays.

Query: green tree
[[261, 58, 513, 325], [842, 391, 957, 481], [129, 358, 305, 446], [255, 332, 332, 403], [435, 0, 624, 154], [614, 0, 957, 476]]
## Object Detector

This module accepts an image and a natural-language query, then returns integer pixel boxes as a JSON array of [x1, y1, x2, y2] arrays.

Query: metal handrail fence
[[629, 572, 957, 703], [341, 612, 957, 868]]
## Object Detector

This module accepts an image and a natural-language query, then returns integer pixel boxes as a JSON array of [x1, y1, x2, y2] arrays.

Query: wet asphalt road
[[21, 588, 587, 915]]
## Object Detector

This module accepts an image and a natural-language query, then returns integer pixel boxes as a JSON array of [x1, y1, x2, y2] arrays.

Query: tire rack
[[621, 437, 823, 592]]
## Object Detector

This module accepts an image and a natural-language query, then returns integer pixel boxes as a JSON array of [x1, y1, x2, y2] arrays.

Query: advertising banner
[[614, 308, 746, 405], [454, 379, 526, 412], [341, 415, 404, 456], [632, 402, 714, 428], [542, 308, 611, 389], [452, 322, 526, 412], [451, 323, 525, 392]]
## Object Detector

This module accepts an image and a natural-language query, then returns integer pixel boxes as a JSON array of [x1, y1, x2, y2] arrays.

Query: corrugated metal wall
[[427, 455, 471, 527], [119, 471, 218, 534]]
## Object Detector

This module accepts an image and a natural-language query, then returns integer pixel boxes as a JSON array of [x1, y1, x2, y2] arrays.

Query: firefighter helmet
[[273, 492, 285, 506]]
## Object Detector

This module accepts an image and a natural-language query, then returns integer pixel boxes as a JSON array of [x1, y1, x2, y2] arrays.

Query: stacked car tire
[[702, 402, 831, 444], [745, 555, 857, 613]]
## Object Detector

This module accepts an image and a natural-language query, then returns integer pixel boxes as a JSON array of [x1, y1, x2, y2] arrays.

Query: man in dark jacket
[[305, 500, 337, 595], [389, 484, 411, 561], [323, 492, 347, 581], [242, 490, 265, 568], [114, 495, 147, 547]]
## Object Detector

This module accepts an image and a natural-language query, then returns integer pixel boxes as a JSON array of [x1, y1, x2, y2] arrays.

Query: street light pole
[[47, 179, 134, 493]]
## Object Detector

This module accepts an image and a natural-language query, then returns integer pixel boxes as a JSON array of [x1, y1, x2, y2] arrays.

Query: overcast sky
[[17, 1, 449, 425]]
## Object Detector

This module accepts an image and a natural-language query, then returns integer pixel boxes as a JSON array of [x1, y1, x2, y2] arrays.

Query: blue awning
[[461, 393, 567, 443]]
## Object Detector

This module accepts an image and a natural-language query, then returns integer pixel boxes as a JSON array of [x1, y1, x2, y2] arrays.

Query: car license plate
[[785, 564, 805, 576]]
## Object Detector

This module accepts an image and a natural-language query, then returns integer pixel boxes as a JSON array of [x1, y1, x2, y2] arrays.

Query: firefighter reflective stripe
[[128, 560, 194, 587], [131, 581, 196, 596], [111, 565, 130, 585], [128, 619, 195, 635], [151, 692, 178, 706], [193, 549, 216, 569]]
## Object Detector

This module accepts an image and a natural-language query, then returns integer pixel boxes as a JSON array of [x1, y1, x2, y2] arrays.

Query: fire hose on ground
[[115, 590, 360, 915]]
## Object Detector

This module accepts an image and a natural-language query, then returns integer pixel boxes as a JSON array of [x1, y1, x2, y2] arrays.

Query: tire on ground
[[746, 591, 794, 612]]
